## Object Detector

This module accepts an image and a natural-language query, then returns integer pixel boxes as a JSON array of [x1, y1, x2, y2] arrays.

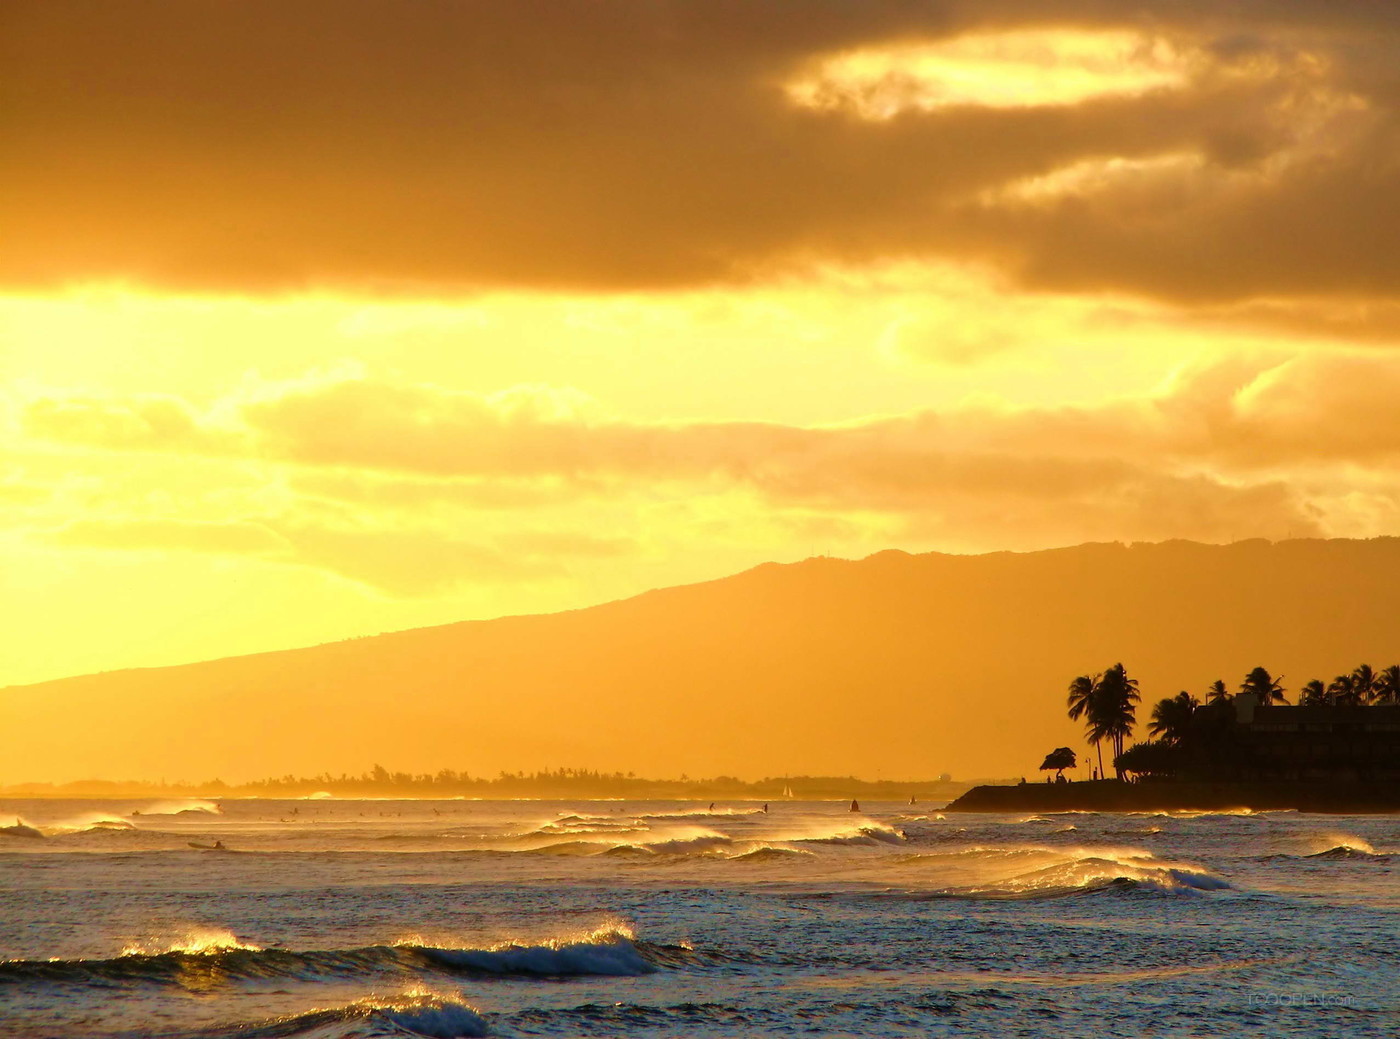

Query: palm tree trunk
[[1095, 741, 1104, 779]]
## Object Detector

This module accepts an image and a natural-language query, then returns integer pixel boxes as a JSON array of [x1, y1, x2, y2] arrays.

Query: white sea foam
[[422, 923, 656, 976], [119, 927, 262, 957], [895, 844, 1230, 898]]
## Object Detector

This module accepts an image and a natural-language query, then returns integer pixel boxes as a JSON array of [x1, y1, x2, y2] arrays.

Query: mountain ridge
[[7, 536, 1400, 783]]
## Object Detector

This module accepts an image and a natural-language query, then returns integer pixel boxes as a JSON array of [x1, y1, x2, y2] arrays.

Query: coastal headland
[[946, 780, 1400, 814]]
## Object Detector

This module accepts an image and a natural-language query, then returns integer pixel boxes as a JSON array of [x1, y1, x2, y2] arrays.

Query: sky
[[5, 1, 1400, 692]]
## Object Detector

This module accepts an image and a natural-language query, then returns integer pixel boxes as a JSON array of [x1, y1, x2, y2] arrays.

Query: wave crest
[[893, 844, 1230, 899], [133, 799, 222, 817], [792, 822, 907, 847], [0, 818, 45, 839], [0, 924, 695, 990], [1300, 834, 1390, 860], [195, 991, 490, 1039]]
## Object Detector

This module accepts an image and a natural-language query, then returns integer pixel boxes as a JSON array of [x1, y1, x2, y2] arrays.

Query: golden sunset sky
[[5, 1, 1400, 691]]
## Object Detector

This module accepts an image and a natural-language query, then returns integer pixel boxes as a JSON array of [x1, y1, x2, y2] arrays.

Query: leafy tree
[[1115, 740, 1180, 779], [1039, 747, 1077, 780], [1148, 691, 1199, 744], [1240, 666, 1286, 707]]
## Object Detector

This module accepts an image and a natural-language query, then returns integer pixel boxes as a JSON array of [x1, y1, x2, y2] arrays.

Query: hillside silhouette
[[7, 538, 1400, 783]]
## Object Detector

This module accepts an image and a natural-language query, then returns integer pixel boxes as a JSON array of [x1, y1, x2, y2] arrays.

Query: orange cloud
[[4, 1, 1400, 317], [16, 359, 1377, 554]]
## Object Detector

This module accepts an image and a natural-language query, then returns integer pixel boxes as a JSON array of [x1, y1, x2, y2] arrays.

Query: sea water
[[1, 797, 1396, 1037]]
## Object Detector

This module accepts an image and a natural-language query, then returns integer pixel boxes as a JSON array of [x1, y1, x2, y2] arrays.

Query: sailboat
[[849, 799, 860, 813], [782, 784, 794, 799]]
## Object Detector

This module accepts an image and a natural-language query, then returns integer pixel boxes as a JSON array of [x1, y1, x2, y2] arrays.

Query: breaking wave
[[133, 799, 223, 817], [52, 812, 140, 835], [1300, 835, 1391, 861], [890, 845, 1230, 899], [1307, 845, 1390, 861], [728, 845, 817, 863], [502, 818, 895, 860], [3, 812, 143, 838], [0, 924, 699, 989], [1131, 808, 1256, 819], [536, 816, 647, 835], [184, 991, 491, 1039], [0, 818, 45, 839], [119, 928, 262, 958], [789, 822, 906, 847]]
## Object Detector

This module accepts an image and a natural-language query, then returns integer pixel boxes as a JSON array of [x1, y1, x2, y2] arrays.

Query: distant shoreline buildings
[[1232, 698, 1400, 783]]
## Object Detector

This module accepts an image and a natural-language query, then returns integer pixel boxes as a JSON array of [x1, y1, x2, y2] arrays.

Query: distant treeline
[[1058, 661, 1400, 783], [0, 766, 983, 800]]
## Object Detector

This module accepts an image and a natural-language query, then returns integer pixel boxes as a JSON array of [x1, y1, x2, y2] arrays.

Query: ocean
[[0, 797, 1395, 1037]]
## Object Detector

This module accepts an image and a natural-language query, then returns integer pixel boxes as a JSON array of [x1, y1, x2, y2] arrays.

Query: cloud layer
[[5, 0, 1400, 314], [17, 348, 1400, 596]]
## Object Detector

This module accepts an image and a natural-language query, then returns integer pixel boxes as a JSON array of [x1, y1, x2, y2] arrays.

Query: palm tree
[[1374, 665, 1400, 706], [1328, 673, 1360, 706], [1205, 680, 1231, 706], [1093, 663, 1141, 774], [1148, 691, 1199, 744], [1352, 664, 1377, 705], [1240, 666, 1286, 707], [1299, 679, 1329, 707], [1067, 674, 1103, 777]]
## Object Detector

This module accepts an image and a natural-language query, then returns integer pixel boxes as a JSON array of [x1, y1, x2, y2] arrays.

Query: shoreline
[[946, 780, 1400, 814]]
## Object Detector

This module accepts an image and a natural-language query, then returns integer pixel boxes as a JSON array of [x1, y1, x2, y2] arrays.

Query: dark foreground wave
[[1305, 844, 1391, 861], [160, 993, 490, 1039], [106, 993, 967, 1039], [0, 928, 705, 990]]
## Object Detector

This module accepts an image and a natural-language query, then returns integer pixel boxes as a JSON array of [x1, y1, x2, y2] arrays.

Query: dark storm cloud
[[4, 0, 1400, 304]]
